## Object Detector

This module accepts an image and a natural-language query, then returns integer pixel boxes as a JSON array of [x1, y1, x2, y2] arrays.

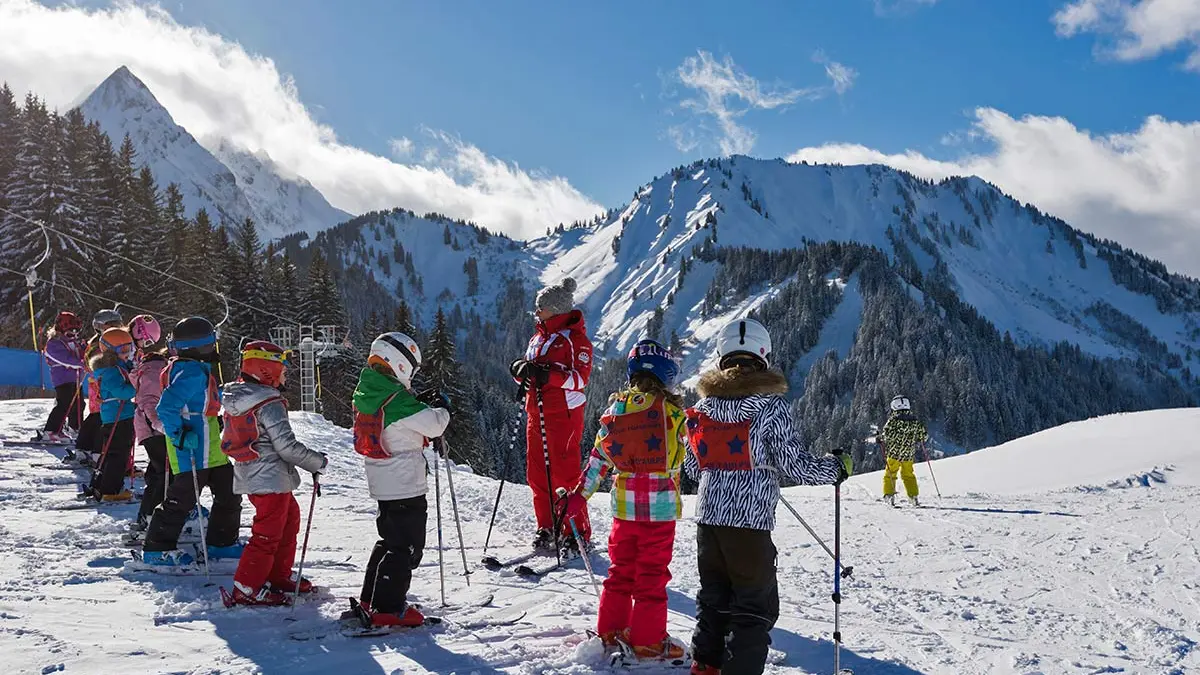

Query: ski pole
[[558, 488, 600, 600], [292, 474, 320, 609], [483, 380, 528, 555], [778, 495, 852, 578], [833, 482, 847, 675], [189, 452, 210, 579], [535, 387, 560, 566], [433, 441, 446, 607], [439, 439, 471, 586], [921, 441, 942, 498]]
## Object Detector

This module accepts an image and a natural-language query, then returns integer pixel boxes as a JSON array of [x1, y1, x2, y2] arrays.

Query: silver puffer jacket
[[221, 381, 327, 495]]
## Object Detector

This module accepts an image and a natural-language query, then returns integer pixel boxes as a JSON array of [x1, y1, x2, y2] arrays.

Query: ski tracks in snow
[[2, 399, 1200, 673]]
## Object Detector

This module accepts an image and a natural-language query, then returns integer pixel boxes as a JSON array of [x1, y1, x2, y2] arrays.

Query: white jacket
[[365, 405, 451, 501]]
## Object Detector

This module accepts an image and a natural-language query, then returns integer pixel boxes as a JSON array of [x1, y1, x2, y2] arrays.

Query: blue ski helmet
[[627, 339, 678, 389]]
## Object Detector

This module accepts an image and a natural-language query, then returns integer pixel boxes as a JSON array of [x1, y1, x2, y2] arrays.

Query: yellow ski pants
[[883, 457, 919, 498]]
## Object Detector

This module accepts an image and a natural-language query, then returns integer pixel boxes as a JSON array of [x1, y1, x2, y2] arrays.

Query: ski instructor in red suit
[[510, 276, 594, 556]]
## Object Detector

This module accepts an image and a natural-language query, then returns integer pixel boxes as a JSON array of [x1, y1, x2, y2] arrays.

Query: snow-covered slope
[[2, 400, 1198, 674], [77, 66, 349, 239], [210, 138, 351, 238], [530, 158, 1200, 377], [79, 66, 256, 231]]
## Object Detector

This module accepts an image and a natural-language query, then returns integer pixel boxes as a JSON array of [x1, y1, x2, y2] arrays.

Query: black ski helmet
[[170, 316, 217, 360]]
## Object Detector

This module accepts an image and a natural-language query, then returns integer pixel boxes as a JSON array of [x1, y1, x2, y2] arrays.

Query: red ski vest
[[685, 409, 755, 472], [600, 398, 670, 474], [353, 393, 397, 460], [220, 396, 283, 462]]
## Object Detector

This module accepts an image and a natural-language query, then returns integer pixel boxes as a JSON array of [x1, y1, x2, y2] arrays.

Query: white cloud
[[388, 137, 414, 158], [670, 50, 830, 155], [788, 108, 1200, 277], [812, 50, 858, 96], [1054, 0, 1200, 71], [0, 0, 601, 240]]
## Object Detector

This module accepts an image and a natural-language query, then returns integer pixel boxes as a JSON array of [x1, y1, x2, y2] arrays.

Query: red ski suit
[[522, 309, 593, 541]]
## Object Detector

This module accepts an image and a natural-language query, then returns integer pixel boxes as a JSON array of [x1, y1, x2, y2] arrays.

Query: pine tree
[[303, 249, 344, 326], [225, 217, 269, 340], [393, 300, 418, 338], [0, 83, 21, 216], [418, 309, 486, 472], [128, 166, 165, 309], [160, 183, 189, 314]]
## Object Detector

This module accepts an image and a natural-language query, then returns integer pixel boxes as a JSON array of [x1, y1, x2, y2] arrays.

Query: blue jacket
[[87, 351, 135, 425], [156, 359, 227, 473]]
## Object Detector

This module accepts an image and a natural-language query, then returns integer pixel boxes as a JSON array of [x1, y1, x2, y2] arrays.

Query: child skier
[[561, 339, 689, 663], [220, 341, 328, 607], [142, 316, 243, 567], [129, 315, 170, 531], [76, 309, 123, 463], [37, 311, 84, 443], [684, 318, 852, 675], [86, 328, 137, 501], [351, 332, 450, 627], [879, 395, 929, 507]]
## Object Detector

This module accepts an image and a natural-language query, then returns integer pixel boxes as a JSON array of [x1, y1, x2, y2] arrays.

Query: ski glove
[[415, 389, 451, 411], [510, 359, 551, 387], [831, 447, 853, 485], [315, 453, 329, 475]]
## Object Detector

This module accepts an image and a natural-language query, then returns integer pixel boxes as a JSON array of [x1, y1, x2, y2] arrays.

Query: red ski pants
[[599, 519, 676, 646], [525, 403, 590, 541], [234, 492, 301, 592]]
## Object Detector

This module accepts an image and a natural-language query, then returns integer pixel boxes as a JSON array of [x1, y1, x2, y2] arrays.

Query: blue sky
[[3, 0, 1200, 273], [160, 0, 1194, 206]]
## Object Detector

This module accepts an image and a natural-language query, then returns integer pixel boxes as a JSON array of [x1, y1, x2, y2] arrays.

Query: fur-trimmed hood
[[697, 367, 788, 398], [89, 350, 122, 371]]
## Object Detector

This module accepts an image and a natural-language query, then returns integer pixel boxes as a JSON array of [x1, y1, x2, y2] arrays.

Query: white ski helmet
[[716, 318, 772, 367], [890, 395, 912, 412], [368, 332, 422, 386]]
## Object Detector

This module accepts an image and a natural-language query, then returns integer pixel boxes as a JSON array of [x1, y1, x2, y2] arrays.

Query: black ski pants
[[360, 496, 427, 614], [89, 418, 134, 496], [137, 435, 172, 520], [75, 411, 101, 454], [143, 463, 241, 552], [44, 383, 82, 433], [691, 524, 780, 675]]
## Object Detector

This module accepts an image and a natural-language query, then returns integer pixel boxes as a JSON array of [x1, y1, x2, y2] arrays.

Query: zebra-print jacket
[[683, 367, 842, 531]]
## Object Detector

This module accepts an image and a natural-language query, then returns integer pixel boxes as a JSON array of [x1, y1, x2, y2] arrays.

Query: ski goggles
[[242, 348, 292, 366], [171, 334, 217, 350], [100, 337, 135, 357]]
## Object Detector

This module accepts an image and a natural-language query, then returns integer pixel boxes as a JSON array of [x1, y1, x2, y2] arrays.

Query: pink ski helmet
[[129, 314, 162, 350]]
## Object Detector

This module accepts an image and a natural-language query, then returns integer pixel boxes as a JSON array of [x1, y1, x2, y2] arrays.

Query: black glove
[[510, 359, 551, 387], [831, 446, 853, 485], [415, 389, 451, 411]]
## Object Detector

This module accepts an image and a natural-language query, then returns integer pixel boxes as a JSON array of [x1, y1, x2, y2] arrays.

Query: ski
[[412, 592, 495, 611], [31, 463, 89, 470], [514, 547, 606, 578], [1, 439, 75, 448], [287, 598, 525, 641], [585, 631, 691, 669], [480, 549, 543, 570], [121, 548, 239, 576], [53, 496, 139, 510]]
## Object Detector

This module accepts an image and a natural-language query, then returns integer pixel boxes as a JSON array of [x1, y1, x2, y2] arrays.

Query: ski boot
[[883, 494, 896, 508], [143, 549, 195, 566], [128, 513, 150, 534], [598, 628, 630, 649], [690, 661, 721, 675], [351, 598, 424, 628], [221, 581, 292, 608], [206, 543, 244, 560], [100, 490, 134, 503], [559, 533, 584, 561], [531, 528, 556, 552], [271, 573, 317, 595], [631, 635, 689, 665], [909, 495, 920, 507]]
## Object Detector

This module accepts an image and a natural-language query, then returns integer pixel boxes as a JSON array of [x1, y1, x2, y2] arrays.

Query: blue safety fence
[[0, 347, 51, 389]]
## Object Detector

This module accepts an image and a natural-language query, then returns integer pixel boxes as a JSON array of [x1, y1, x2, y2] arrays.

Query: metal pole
[[291, 475, 320, 609], [922, 441, 942, 498], [434, 444, 446, 607], [440, 440, 471, 586], [483, 381, 527, 554], [833, 483, 845, 674], [189, 454, 210, 579], [535, 388, 561, 566], [778, 494, 852, 578]]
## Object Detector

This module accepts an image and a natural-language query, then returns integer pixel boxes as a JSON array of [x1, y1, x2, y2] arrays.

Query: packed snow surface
[[1, 399, 1198, 674]]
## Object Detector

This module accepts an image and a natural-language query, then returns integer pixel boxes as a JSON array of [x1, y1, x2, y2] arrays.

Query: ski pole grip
[[312, 474, 321, 497]]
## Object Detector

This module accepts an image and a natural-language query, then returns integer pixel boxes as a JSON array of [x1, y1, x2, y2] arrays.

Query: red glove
[[563, 490, 588, 523]]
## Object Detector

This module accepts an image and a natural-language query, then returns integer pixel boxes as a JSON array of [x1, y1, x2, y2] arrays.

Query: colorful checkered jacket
[[577, 387, 687, 522]]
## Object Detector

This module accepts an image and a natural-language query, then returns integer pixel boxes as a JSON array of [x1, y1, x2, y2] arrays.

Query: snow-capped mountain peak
[[76, 66, 349, 240]]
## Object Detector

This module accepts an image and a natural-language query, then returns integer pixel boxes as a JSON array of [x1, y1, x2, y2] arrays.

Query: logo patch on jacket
[[600, 399, 669, 473], [685, 409, 754, 472]]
